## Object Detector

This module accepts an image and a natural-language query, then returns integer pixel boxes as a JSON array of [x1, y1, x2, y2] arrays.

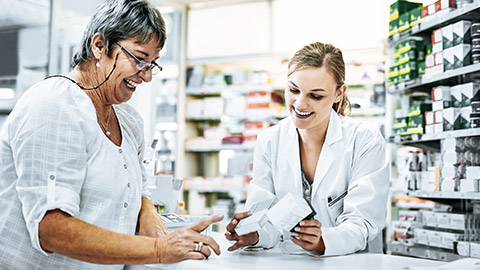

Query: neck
[[297, 120, 329, 149]]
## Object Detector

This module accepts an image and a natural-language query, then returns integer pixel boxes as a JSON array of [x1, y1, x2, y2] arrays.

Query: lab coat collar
[[286, 109, 344, 197]]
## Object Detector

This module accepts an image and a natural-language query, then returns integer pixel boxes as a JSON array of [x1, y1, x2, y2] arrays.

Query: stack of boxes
[[388, 38, 426, 85], [389, 0, 423, 38], [441, 136, 480, 192], [421, 0, 457, 24]]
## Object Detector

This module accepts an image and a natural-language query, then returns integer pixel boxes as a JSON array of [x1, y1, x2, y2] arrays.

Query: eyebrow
[[134, 49, 160, 61], [288, 81, 326, 92]]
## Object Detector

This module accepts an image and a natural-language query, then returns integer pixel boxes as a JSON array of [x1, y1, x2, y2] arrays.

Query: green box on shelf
[[398, 61, 417, 74], [396, 37, 424, 54], [408, 103, 432, 117], [388, 65, 399, 78], [393, 117, 408, 129], [390, 0, 422, 21], [397, 50, 417, 64], [408, 114, 424, 126], [425, 44, 433, 55], [389, 19, 398, 37], [417, 61, 425, 77], [398, 12, 411, 34], [409, 6, 422, 27], [407, 125, 424, 134], [398, 72, 417, 82]]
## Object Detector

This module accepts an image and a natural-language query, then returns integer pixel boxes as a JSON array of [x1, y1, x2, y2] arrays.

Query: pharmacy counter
[[126, 233, 444, 270]]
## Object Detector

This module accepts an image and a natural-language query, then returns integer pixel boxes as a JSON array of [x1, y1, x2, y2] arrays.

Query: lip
[[123, 79, 138, 91], [292, 106, 313, 119]]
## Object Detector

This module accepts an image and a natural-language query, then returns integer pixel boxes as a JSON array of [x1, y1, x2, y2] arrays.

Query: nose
[[138, 68, 152, 83], [294, 93, 309, 109]]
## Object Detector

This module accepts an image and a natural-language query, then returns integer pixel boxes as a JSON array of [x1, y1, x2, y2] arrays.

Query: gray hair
[[72, 0, 166, 67]]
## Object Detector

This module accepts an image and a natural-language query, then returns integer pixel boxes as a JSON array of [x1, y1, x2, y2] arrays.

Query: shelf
[[395, 190, 480, 200], [186, 144, 255, 152], [388, 242, 464, 262], [387, 63, 480, 94], [388, 1, 480, 45], [389, 128, 480, 144], [184, 186, 248, 193]]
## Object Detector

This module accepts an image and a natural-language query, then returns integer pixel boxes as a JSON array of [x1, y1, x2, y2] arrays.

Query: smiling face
[[98, 36, 161, 104], [285, 66, 344, 132]]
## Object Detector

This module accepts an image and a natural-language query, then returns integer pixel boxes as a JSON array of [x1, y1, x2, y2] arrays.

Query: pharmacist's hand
[[138, 209, 170, 238], [290, 219, 325, 253], [155, 215, 223, 263], [224, 211, 258, 251]]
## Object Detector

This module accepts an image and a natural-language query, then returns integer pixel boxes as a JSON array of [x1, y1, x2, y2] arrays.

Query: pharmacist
[[225, 42, 390, 256], [0, 0, 221, 269]]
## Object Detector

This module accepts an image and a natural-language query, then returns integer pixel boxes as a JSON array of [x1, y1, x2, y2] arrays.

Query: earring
[[96, 60, 100, 68]]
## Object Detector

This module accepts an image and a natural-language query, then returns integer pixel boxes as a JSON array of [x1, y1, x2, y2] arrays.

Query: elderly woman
[[0, 0, 221, 268]]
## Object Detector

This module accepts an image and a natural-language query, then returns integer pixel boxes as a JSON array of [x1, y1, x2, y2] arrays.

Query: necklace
[[44, 74, 114, 136], [100, 108, 112, 137]]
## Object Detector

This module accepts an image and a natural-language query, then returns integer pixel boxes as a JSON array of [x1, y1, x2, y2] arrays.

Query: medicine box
[[452, 20, 472, 46], [452, 44, 471, 69], [450, 85, 463, 108], [461, 82, 480, 106], [443, 107, 460, 131], [442, 24, 453, 49]]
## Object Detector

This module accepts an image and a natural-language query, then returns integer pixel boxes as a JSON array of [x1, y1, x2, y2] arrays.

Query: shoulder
[[257, 117, 291, 142], [339, 114, 385, 149]]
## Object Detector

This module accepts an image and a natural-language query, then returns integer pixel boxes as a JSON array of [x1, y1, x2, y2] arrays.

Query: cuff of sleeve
[[29, 186, 80, 256], [252, 221, 279, 249]]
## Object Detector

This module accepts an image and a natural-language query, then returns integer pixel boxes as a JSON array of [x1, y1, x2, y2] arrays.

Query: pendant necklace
[[100, 108, 112, 137]]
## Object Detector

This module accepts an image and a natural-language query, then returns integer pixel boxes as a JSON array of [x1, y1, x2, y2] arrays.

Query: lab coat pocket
[[326, 193, 345, 224]]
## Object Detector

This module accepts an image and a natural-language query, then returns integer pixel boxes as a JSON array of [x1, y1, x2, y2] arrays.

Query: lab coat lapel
[[283, 119, 303, 196], [311, 110, 343, 197]]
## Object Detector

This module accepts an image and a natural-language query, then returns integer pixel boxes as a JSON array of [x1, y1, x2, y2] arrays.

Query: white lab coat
[[246, 109, 390, 256]]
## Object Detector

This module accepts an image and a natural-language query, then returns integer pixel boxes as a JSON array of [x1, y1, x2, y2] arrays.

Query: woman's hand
[[155, 215, 223, 263], [138, 198, 170, 238], [224, 211, 259, 251], [138, 210, 170, 238], [290, 219, 325, 253]]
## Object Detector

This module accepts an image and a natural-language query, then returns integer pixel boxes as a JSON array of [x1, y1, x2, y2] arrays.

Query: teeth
[[125, 79, 138, 88], [293, 106, 313, 116]]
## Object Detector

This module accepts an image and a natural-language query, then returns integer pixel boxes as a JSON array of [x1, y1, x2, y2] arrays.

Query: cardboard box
[[461, 82, 480, 106], [452, 20, 472, 46], [450, 85, 463, 108], [434, 110, 443, 124], [466, 166, 480, 181], [432, 28, 443, 53], [434, 123, 443, 133], [443, 107, 460, 131], [432, 86, 450, 101], [425, 124, 435, 134], [443, 47, 454, 71], [425, 111, 435, 125], [460, 106, 472, 129], [452, 44, 471, 69], [389, 19, 398, 37], [390, 0, 422, 21], [442, 24, 453, 49], [398, 12, 411, 33], [409, 6, 422, 27]]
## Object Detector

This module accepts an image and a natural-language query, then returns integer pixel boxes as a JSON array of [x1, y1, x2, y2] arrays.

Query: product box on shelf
[[453, 20, 472, 46], [389, 19, 399, 37], [443, 47, 454, 71], [434, 110, 443, 124], [410, 6, 422, 28], [459, 178, 477, 192], [442, 24, 454, 49], [398, 12, 411, 34], [450, 85, 463, 108], [443, 107, 460, 131], [461, 82, 480, 106], [453, 43, 471, 68], [397, 37, 424, 53], [425, 51, 444, 76], [391, 0, 423, 21], [408, 102, 432, 116], [460, 106, 472, 129], [425, 111, 435, 126], [432, 85, 451, 102], [421, 1, 439, 22], [432, 28, 443, 53]]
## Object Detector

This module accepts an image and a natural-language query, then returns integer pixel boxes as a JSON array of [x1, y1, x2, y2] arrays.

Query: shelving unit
[[386, 0, 480, 262]]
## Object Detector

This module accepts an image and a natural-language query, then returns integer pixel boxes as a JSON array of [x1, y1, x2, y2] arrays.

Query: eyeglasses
[[115, 42, 163, 75]]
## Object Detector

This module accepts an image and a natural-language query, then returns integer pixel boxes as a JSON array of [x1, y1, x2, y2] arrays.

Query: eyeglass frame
[[115, 41, 163, 74]]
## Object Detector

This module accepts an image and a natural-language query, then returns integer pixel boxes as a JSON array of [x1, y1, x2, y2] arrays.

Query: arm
[[138, 197, 170, 237], [39, 210, 222, 264]]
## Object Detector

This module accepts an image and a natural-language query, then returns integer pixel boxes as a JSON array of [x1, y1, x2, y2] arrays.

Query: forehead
[[288, 67, 337, 91], [121, 36, 161, 56]]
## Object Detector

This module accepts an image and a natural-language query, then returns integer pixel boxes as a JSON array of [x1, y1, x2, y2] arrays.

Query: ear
[[334, 84, 346, 103], [90, 32, 106, 60]]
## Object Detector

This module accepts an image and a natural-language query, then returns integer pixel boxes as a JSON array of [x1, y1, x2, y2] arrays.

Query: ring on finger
[[194, 241, 204, 252]]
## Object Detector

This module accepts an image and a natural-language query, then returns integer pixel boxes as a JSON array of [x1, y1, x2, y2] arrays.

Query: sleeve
[[321, 129, 390, 256], [10, 95, 88, 256], [245, 131, 282, 249]]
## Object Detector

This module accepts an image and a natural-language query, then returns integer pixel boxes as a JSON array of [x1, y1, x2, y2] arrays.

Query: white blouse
[[0, 77, 150, 269]]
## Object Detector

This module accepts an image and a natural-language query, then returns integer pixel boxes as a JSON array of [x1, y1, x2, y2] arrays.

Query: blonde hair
[[288, 42, 351, 116]]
